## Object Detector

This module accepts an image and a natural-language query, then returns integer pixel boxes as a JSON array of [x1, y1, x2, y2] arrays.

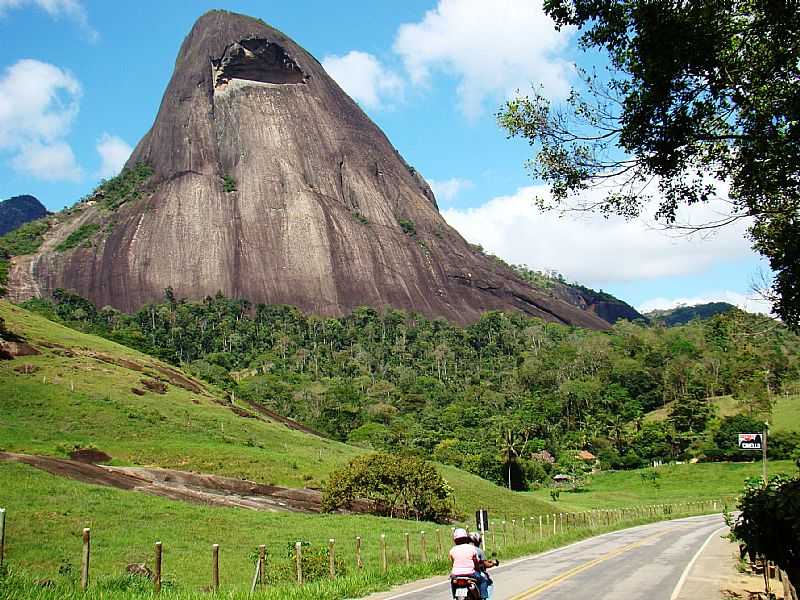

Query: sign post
[[738, 429, 768, 485], [476, 509, 489, 550]]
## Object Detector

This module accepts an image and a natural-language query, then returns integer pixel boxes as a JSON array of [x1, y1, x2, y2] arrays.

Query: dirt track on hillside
[[0, 451, 361, 513]]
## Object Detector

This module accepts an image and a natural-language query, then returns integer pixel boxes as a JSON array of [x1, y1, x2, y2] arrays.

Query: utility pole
[[762, 423, 769, 485]]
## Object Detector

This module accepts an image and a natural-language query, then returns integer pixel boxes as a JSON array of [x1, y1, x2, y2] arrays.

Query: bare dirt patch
[[69, 448, 112, 464], [0, 451, 371, 514]]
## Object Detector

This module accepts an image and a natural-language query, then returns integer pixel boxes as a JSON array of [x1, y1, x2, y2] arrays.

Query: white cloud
[[638, 292, 772, 316], [393, 0, 572, 118], [0, 0, 98, 42], [441, 185, 756, 286], [0, 58, 83, 181], [96, 133, 132, 178], [322, 51, 403, 110], [11, 140, 80, 181], [427, 177, 473, 203]]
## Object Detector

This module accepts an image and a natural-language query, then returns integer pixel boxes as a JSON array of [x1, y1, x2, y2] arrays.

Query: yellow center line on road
[[505, 529, 673, 600]]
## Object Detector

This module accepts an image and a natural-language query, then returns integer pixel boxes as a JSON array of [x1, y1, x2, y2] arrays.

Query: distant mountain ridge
[[645, 302, 736, 326], [0, 196, 47, 236]]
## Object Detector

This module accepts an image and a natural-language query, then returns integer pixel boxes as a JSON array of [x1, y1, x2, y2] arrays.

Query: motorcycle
[[450, 575, 481, 599]]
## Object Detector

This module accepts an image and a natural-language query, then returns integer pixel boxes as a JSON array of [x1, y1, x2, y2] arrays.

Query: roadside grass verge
[[527, 460, 798, 510], [0, 460, 724, 600]]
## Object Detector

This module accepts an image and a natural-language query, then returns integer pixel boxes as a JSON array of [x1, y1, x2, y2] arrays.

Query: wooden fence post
[[295, 541, 303, 585], [539, 515, 543, 539], [80, 528, 90, 592], [328, 539, 336, 578], [553, 514, 557, 536], [512, 520, 517, 545], [154, 541, 162, 594], [501, 521, 507, 547], [436, 529, 442, 556], [258, 544, 265, 586], [0, 508, 6, 570], [421, 531, 428, 562], [356, 536, 363, 569], [559, 513, 564, 534], [211, 544, 219, 592], [521, 518, 527, 542], [380, 534, 387, 574], [404, 533, 411, 565]]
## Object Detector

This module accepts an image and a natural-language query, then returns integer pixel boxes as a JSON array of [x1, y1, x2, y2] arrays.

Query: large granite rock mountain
[[0, 195, 47, 236], [7, 11, 609, 329]]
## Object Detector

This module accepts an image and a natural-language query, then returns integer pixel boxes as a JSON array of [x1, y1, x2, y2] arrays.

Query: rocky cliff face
[[0, 196, 47, 236], [8, 11, 610, 329]]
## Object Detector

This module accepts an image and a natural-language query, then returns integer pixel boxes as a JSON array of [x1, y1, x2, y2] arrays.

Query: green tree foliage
[[94, 162, 154, 210], [321, 453, 456, 522], [222, 175, 237, 193], [731, 474, 800, 589], [54, 223, 101, 252], [711, 414, 767, 461], [499, 1, 800, 329], [20, 289, 800, 488], [397, 218, 416, 236]]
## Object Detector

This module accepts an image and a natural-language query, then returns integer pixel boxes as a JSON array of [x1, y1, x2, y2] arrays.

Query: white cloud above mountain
[[0, 58, 83, 181], [322, 51, 403, 110], [427, 177, 473, 203], [441, 185, 756, 287], [0, 0, 97, 41], [393, 0, 573, 118], [96, 133, 132, 178]]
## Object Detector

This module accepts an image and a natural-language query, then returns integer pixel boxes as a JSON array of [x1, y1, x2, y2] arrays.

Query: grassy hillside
[[528, 460, 798, 510], [0, 300, 554, 519], [645, 393, 799, 432]]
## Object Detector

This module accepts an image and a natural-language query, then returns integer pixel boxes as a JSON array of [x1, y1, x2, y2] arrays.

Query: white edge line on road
[[382, 515, 723, 600], [669, 525, 728, 600]]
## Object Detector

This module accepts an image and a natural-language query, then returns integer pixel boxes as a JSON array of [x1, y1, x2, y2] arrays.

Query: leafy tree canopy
[[499, 1, 800, 328], [321, 453, 456, 523]]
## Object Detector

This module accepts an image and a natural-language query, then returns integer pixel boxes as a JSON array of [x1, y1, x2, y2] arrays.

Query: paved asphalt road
[[377, 514, 727, 600]]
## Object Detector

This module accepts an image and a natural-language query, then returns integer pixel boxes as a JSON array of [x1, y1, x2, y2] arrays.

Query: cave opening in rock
[[212, 38, 307, 87]]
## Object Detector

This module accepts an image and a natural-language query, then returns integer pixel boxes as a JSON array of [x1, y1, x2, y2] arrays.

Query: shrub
[[397, 218, 416, 236], [352, 211, 369, 225], [713, 414, 767, 461], [322, 453, 456, 522], [768, 431, 800, 459], [730, 474, 800, 589], [222, 175, 237, 193], [0, 218, 50, 256], [55, 223, 101, 252], [93, 162, 154, 210]]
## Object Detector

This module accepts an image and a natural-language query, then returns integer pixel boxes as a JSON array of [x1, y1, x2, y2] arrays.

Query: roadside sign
[[738, 433, 763, 450], [476, 509, 489, 532]]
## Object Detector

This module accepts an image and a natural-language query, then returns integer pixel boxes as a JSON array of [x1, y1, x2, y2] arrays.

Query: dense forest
[[20, 289, 800, 489]]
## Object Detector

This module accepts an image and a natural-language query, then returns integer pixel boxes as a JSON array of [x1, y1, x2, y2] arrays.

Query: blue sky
[[0, 0, 770, 314]]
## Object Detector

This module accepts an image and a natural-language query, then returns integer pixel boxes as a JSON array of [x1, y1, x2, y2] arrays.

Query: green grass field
[[527, 460, 798, 510], [0, 301, 556, 519], [645, 393, 800, 431]]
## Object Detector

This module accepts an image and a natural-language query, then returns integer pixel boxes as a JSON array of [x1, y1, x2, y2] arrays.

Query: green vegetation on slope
[[528, 460, 798, 510], [0, 300, 555, 518], [646, 302, 736, 326], [55, 223, 101, 252], [21, 290, 800, 491]]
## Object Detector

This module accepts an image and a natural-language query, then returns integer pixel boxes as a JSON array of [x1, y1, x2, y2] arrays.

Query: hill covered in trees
[[646, 302, 737, 326], [0, 195, 47, 236], [20, 288, 800, 490]]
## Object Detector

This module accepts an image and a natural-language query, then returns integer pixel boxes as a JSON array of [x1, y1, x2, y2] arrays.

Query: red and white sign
[[738, 433, 763, 450]]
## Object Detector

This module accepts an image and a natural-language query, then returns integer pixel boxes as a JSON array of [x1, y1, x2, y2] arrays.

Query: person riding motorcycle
[[470, 532, 497, 599], [449, 528, 481, 599]]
